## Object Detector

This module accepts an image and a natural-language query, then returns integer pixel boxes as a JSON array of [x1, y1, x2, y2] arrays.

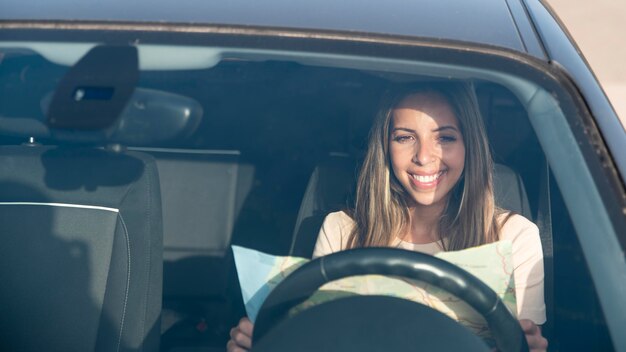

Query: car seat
[[0, 142, 163, 352], [0, 44, 203, 351]]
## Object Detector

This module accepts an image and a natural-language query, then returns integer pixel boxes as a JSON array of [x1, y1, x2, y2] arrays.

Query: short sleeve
[[312, 211, 354, 258], [500, 214, 547, 325]]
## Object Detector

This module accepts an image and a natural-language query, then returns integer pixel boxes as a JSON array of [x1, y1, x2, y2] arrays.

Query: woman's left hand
[[519, 319, 548, 352]]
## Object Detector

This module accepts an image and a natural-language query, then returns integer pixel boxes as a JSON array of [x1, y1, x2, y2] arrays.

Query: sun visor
[[47, 45, 139, 130]]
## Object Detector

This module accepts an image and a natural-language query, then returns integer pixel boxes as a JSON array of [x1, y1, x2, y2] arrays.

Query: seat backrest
[[289, 153, 357, 257], [493, 163, 532, 219], [289, 154, 532, 258], [130, 148, 254, 299], [0, 145, 163, 352]]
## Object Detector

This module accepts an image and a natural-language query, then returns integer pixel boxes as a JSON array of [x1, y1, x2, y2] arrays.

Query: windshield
[[0, 38, 619, 351]]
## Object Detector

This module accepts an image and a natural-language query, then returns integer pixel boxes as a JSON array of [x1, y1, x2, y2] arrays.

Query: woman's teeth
[[412, 171, 443, 183]]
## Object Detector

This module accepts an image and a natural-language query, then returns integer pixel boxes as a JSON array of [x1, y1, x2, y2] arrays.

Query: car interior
[[0, 43, 616, 351]]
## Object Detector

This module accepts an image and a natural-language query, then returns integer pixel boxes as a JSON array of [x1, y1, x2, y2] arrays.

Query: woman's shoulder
[[313, 211, 355, 257], [498, 212, 537, 231], [324, 210, 355, 227], [497, 212, 541, 247]]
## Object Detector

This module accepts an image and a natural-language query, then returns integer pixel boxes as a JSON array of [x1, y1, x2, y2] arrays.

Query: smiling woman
[[345, 84, 496, 251], [227, 82, 548, 351], [358, 86, 470, 248]]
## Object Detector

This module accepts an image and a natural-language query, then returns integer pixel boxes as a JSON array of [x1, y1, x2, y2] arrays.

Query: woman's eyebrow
[[391, 127, 415, 133], [432, 125, 459, 133]]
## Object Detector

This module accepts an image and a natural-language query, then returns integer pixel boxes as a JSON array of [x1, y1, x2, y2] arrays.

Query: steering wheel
[[252, 247, 528, 352]]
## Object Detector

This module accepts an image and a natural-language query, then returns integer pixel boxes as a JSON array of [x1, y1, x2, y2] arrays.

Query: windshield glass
[[0, 38, 618, 352]]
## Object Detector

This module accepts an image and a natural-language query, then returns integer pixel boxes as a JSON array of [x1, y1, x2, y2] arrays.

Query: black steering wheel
[[252, 247, 528, 352]]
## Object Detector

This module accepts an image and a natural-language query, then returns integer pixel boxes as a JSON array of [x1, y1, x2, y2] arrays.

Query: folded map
[[232, 241, 516, 338]]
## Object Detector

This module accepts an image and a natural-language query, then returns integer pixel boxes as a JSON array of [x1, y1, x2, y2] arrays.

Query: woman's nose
[[413, 141, 436, 165]]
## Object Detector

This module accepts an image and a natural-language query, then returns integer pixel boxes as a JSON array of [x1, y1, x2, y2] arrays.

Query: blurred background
[[547, 0, 626, 128]]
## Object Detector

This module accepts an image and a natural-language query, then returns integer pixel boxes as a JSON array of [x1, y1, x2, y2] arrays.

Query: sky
[[547, 0, 626, 128]]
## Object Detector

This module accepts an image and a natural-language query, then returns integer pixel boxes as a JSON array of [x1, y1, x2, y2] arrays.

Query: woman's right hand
[[227, 317, 254, 352]]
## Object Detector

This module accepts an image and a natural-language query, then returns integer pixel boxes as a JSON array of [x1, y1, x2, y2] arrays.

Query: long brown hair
[[346, 82, 504, 251]]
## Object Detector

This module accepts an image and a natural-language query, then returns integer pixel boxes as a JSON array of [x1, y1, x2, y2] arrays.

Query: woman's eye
[[393, 135, 414, 143], [439, 135, 457, 143]]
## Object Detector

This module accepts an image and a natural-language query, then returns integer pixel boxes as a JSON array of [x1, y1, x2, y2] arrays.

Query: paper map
[[232, 241, 516, 338]]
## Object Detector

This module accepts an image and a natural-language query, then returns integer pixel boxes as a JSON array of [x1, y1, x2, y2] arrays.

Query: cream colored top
[[312, 211, 547, 324]]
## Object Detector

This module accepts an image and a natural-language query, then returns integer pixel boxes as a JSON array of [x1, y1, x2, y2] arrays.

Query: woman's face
[[389, 92, 465, 210]]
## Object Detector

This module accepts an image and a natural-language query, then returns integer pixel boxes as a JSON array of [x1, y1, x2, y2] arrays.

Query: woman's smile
[[409, 170, 446, 188]]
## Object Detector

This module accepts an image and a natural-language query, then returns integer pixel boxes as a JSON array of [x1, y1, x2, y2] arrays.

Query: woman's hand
[[520, 319, 548, 352], [227, 317, 254, 352]]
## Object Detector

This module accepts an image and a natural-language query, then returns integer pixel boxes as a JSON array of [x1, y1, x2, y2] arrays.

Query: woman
[[228, 83, 548, 352]]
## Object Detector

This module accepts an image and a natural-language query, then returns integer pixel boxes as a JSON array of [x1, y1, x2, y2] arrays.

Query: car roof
[[2, 0, 538, 55]]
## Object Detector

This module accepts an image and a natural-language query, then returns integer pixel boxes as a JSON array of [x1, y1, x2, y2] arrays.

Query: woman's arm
[[501, 214, 547, 324], [500, 214, 548, 351]]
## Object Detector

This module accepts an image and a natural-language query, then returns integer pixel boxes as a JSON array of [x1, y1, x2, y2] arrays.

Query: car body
[[1, 0, 625, 351]]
